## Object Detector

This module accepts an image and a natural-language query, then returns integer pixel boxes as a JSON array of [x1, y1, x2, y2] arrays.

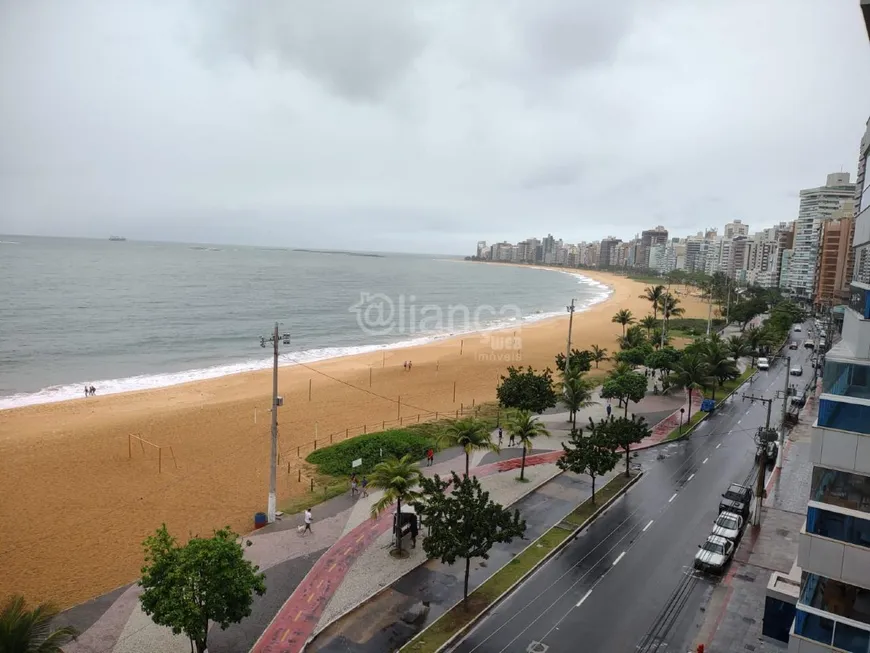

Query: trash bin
[[254, 512, 268, 529]]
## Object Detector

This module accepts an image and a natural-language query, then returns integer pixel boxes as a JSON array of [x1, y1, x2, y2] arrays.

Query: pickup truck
[[719, 483, 752, 519]]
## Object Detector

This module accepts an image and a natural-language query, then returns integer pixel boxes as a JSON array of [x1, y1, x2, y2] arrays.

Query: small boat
[[109, 236, 126, 241]]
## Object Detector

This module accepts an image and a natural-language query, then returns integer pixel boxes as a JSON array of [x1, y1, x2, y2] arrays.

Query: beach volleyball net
[[128, 433, 177, 473]]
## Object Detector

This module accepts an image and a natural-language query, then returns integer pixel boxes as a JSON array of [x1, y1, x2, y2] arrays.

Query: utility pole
[[565, 299, 576, 377], [753, 426, 769, 527], [706, 282, 714, 337], [725, 277, 732, 326], [777, 355, 792, 470], [260, 322, 291, 523], [661, 278, 672, 348]]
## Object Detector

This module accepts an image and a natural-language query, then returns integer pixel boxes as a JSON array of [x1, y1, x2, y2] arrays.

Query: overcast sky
[[1, 1, 869, 254]]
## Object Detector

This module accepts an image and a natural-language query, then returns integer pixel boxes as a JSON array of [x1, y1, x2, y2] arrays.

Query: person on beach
[[84, 385, 89, 398], [408, 360, 412, 370], [89, 385, 96, 396], [426, 448, 434, 466], [361, 476, 369, 497], [303, 508, 313, 534], [403, 361, 408, 370]]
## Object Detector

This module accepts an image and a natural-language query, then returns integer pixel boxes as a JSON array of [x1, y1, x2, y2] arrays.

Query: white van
[[757, 357, 770, 370]]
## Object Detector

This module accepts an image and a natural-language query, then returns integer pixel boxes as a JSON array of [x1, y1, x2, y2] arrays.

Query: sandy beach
[[0, 270, 708, 608]]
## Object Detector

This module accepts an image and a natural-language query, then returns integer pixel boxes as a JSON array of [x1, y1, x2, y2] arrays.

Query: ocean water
[[0, 236, 610, 409]]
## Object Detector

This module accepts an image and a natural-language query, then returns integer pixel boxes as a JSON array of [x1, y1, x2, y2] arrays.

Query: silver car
[[694, 534, 734, 574], [712, 511, 744, 542]]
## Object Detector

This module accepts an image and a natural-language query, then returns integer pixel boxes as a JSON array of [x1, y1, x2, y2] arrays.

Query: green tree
[[726, 335, 750, 363], [668, 352, 712, 419], [658, 293, 685, 325], [703, 338, 739, 400], [639, 314, 658, 336], [555, 349, 593, 374], [611, 309, 636, 336], [508, 410, 551, 479], [368, 454, 424, 555], [560, 372, 596, 429], [497, 366, 558, 414], [615, 344, 653, 368], [603, 414, 652, 477], [639, 285, 666, 320], [590, 344, 609, 369], [412, 472, 526, 600], [617, 324, 648, 351], [730, 297, 768, 331], [438, 417, 498, 477], [645, 347, 681, 379], [139, 526, 266, 653], [601, 369, 647, 417], [0, 596, 78, 653], [557, 420, 620, 503]]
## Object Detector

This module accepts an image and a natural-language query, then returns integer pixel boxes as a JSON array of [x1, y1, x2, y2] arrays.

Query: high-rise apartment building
[[724, 220, 749, 239], [787, 17, 870, 646], [639, 227, 669, 269], [782, 173, 857, 299], [599, 237, 621, 267], [476, 241, 488, 259], [814, 201, 857, 309]]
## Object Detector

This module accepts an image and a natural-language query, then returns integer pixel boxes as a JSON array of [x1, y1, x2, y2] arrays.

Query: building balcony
[[818, 397, 870, 436], [790, 606, 870, 652], [823, 362, 870, 400], [798, 508, 870, 589], [812, 420, 870, 474]]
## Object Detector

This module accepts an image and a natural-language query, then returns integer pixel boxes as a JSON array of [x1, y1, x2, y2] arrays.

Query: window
[[818, 398, 870, 435], [823, 361, 870, 399], [806, 506, 870, 549], [794, 609, 834, 645], [834, 621, 870, 653], [811, 467, 870, 514], [801, 572, 870, 627]]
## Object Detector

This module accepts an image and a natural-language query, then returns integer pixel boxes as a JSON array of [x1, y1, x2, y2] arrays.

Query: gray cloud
[[0, 0, 868, 254]]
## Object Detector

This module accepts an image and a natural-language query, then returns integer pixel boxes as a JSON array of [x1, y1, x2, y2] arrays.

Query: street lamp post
[[260, 322, 291, 523], [565, 299, 576, 377], [679, 407, 685, 434]]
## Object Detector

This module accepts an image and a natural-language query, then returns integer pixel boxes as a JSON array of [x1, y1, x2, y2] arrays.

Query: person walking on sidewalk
[[351, 477, 359, 498], [426, 448, 434, 467], [498, 426, 503, 447], [606, 401, 612, 418], [303, 508, 313, 534], [361, 476, 369, 497]]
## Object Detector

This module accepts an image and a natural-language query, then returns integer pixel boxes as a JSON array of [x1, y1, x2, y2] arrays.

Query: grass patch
[[665, 410, 708, 441], [400, 473, 633, 653], [278, 479, 350, 516], [665, 367, 756, 441], [667, 317, 726, 339], [305, 402, 517, 478]]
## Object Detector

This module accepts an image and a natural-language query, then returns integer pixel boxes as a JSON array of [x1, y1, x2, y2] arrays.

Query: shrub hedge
[[306, 427, 436, 476]]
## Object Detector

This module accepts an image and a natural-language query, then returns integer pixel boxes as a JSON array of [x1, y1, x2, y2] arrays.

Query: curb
[[405, 470, 645, 653], [299, 461, 566, 652], [654, 369, 757, 446]]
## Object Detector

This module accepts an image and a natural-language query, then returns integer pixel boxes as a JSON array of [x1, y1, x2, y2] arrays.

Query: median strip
[[400, 471, 641, 653]]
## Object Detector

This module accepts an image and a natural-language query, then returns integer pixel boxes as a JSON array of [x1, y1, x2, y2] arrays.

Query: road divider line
[[612, 551, 626, 566], [669, 493, 677, 503], [642, 519, 654, 532], [687, 473, 695, 482], [716, 443, 722, 449], [576, 589, 593, 607], [703, 457, 709, 464]]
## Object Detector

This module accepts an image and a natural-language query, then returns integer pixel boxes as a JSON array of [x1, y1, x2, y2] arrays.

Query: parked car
[[804, 341, 815, 349], [694, 534, 735, 574], [790, 366, 803, 376], [789, 342, 798, 350], [791, 393, 807, 408], [719, 483, 752, 519], [794, 325, 802, 332], [712, 511, 745, 542], [757, 357, 770, 370]]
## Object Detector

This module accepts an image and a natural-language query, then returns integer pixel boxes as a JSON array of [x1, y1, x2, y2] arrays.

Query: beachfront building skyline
[[781, 173, 857, 299]]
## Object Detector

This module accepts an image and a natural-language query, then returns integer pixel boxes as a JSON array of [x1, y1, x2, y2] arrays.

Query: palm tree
[[508, 411, 551, 481], [561, 373, 597, 430], [639, 314, 658, 336], [668, 353, 712, 419], [368, 454, 424, 555], [0, 595, 77, 653], [658, 293, 685, 326], [640, 285, 666, 320], [617, 325, 647, 351], [437, 417, 499, 477], [726, 335, 750, 363], [611, 309, 635, 337], [703, 340, 739, 400], [590, 344, 609, 369]]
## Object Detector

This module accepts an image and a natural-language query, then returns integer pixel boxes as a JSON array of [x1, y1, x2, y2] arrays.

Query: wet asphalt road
[[451, 335, 815, 653]]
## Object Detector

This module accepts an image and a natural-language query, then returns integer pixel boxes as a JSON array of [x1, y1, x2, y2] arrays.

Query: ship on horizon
[[108, 236, 126, 241]]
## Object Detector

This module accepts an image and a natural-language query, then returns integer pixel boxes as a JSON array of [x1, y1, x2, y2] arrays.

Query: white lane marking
[[642, 519, 654, 532], [703, 457, 709, 464], [576, 589, 593, 607], [612, 551, 626, 566], [687, 473, 695, 482], [737, 419, 743, 425], [716, 443, 722, 449], [669, 492, 677, 503]]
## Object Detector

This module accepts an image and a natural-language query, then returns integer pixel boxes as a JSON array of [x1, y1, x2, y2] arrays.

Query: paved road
[[451, 330, 815, 653]]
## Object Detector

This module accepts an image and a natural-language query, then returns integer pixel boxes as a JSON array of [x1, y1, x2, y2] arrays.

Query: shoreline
[[0, 266, 611, 412], [0, 270, 704, 609]]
